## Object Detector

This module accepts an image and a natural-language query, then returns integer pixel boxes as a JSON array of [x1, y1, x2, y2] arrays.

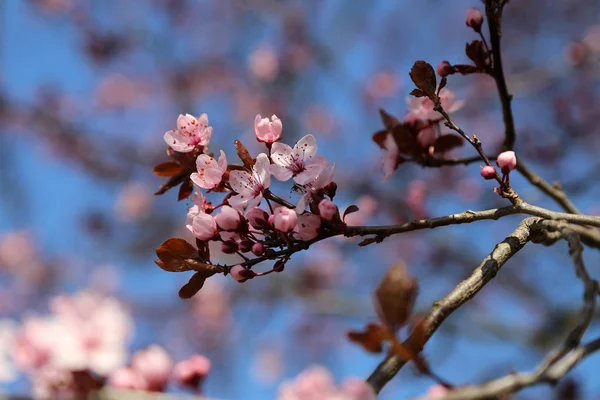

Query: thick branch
[[366, 217, 537, 393], [412, 225, 598, 400]]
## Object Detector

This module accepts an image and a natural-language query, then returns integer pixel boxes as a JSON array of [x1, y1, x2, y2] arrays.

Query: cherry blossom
[[294, 213, 321, 241], [228, 153, 272, 211], [406, 88, 464, 121], [172, 354, 211, 390], [382, 133, 400, 182], [230, 265, 255, 282], [254, 114, 283, 144], [246, 207, 269, 229], [186, 212, 217, 241], [130, 345, 172, 391], [270, 134, 329, 185], [296, 161, 336, 211], [273, 207, 298, 233], [466, 8, 484, 32], [108, 367, 147, 391], [164, 113, 213, 153], [215, 205, 241, 231], [190, 150, 227, 189], [318, 199, 338, 221], [480, 165, 497, 180], [496, 151, 517, 173]]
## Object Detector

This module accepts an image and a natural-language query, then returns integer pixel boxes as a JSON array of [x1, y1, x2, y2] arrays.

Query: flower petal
[[292, 134, 317, 161], [270, 142, 293, 166], [217, 150, 228, 172], [229, 171, 253, 195], [254, 153, 271, 188], [164, 130, 193, 153], [269, 164, 293, 182]]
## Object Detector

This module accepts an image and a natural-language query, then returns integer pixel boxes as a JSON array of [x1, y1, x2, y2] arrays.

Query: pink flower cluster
[[164, 112, 342, 280], [277, 366, 376, 400], [12, 291, 132, 398]]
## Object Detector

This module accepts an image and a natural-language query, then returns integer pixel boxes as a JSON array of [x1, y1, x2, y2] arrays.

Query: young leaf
[[178, 272, 209, 299], [347, 323, 393, 353], [155, 238, 199, 272], [409, 61, 437, 99], [154, 170, 189, 195], [234, 140, 255, 169], [433, 135, 464, 153], [391, 124, 421, 158], [409, 89, 427, 98], [378, 108, 400, 131], [178, 178, 194, 201], [343, 205, 360, 221], [374, 264, 419, 332], [152, 161, 184, 177]]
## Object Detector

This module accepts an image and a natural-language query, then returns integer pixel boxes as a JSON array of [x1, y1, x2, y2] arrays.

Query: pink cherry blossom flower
[[382, 133, 400, 182], [230, 265, 255, 282], [296, 161, 336, 211], [466, 8, 484, 32], [228, 153, 272, 211], [130, 345, 173, 391], [186, 212, 217, 241], [480, 165, 497, 180], [270, 134, 329, 185], [190, 150, 227, 189], [109, 367, 148, 391], [406, 88, 464, 121], [496, 151, 517, 173], [164, 113, 213, 153], [215, 206, 241, 231], [340, 378, 377, 400], [294, 213, 321, 241], [255, 114, 283, 144], [172, 354, 211, 390], [318, 199, 338, 221], [273, 207, 298, 233]]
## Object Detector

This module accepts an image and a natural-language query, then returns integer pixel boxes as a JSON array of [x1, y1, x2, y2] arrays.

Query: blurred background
[[1, 0, 600, 398]]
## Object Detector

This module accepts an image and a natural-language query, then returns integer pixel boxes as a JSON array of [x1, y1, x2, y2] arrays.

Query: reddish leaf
[[375, 264, 419, 332], [152, 161, 184, 177], [453, 64, 478, 75], [409, 61, 437, 99], [343, 205, 359, 221], [372, 130, 388, 150], [465, 40, 487, 69], [391, 124, 421, 158], [154, 170, 189, 195], [347, 323, 393, 353], [155, 238, 199, 272], [433, 135, 464, 153], [178, 178, 193, 201], [378, 108, 400, 131], [178, 272, 209, 299], [409, 89, 427, 98], [234, 140, 254, 169]]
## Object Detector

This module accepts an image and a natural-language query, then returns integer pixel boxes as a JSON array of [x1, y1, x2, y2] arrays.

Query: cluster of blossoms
[[4, 291, 210, 398], [157, 112, 343, 289]]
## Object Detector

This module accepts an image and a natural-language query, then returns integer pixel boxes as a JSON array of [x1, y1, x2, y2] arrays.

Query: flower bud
[[466, 8, 484, 32], [131, 345, 173, 392], [294, 213, 321, 241], [318, 199, 338, 221], [273, 260, 285, 272], [254, 114, 283, 144], [221, 240, 238, 254], [436, 61, 455, 77], [480, 165, 497, 180], [496, 151, 517, 173], [273, 207, 298, 233], [230, 265, 255, 283], [247, 207, 269, 229], [251, 242, 265, 256], [109, 367, 147, 391], [172, 355, 211, 390], [239, 238, 254, 253], [215, 206, 241, 231]]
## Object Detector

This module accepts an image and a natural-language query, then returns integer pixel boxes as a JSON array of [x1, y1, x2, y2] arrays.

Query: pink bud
[[173, 354, 211, 390], [318, 199, 338, 221], [239, 238, 254, 253], [215, 206, 241, 231], [496, 151, 517, 173], [480, 165, 497, 180], [466, 8, 484, 32], [268, 214, 275, 227], [254, 114, 283, 144], [131, 345, 173, 392], [294, 213, 321, 241], [230, 265, 255, 283], [251, 242, 265, 256], [109, 367, 148, 391], [273, 207, 298, 233], [247, 207, 269, 229], [187, 213, 218, 241], [436, 61, 455, 77], [427, 384, 449, 398]]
